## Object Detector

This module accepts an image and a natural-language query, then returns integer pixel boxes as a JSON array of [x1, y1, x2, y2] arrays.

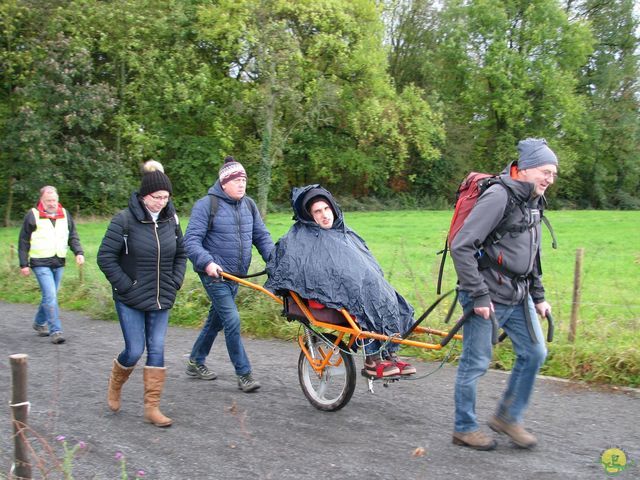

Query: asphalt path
[[1, 302, 638, 479]]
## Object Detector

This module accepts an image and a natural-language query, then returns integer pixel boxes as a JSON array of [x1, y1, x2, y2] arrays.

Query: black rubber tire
[[297, 333, 356, 411]]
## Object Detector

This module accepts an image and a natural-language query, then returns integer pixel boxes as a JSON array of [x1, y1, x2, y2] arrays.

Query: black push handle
[[225, 269, 267, 279], [546, 311, 554, 342], [439, 311, 469, 347], [402, 289, 455, 339], [489, 311, 499, 345], [440, 309, 499, 348]]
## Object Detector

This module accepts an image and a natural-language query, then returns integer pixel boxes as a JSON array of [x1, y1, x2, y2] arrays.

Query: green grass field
[[1, 210, 638, 387]]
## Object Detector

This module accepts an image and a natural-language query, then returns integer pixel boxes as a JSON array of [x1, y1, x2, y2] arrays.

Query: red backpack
[[436, 172, 556, 294]]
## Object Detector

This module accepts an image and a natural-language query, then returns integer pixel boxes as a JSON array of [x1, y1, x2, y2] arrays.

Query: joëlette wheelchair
[[221, 271, 472, 412]]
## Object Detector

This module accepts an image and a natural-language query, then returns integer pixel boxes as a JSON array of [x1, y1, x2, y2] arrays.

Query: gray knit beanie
[[517, 138, 558, 170]]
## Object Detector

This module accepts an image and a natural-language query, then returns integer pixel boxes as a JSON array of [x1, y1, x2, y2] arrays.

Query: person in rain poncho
[[265, 184, 417, 377]]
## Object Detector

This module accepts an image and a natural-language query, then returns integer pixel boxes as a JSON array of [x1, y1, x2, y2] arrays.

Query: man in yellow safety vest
[[18, 186, 85, 344]]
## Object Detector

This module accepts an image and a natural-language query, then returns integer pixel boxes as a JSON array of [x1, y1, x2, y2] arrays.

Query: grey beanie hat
[[517, 138, 558, 170]]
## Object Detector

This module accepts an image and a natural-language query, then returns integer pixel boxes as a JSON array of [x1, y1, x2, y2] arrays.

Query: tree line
[[1, 0, 638, 223]]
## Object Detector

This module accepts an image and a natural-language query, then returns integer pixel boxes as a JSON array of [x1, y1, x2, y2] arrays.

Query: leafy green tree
[[52, 0, 240, 210], [196, 0, 443, 213], [431, 0, 594, 199], [3, 32, 126, 215], [569, 0, 640, 208], [0, 0, 44, 224], [383, 0, 440, 92]]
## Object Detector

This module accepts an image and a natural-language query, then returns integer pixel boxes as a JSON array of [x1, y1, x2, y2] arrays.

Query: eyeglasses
[[536, 169, 558, 180], [149, 194, 170, 201]]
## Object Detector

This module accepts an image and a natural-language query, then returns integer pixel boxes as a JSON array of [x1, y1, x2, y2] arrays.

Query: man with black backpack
[[450, 138, 558, 451], [183, 156, 274, 392]]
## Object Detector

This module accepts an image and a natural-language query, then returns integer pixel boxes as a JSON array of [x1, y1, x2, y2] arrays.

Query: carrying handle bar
[[440, 309, 499, 348], [440, 311, 469, 347], [402, 289, 455, 339]]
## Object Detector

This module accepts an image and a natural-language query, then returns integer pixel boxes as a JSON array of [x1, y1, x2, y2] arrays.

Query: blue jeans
[[189, 274, 251, 376], [114, 300, 169, 368], [454, 290, 547, 433], [32, 266, 64, 334]]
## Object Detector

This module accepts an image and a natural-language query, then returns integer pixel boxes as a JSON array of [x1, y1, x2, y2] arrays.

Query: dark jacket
[[18, 208, 83, 269], [97, 192, 187, 311], [183, 181, 273, 275], [450, 164, 546, 309], [264, 184, 415, 337]]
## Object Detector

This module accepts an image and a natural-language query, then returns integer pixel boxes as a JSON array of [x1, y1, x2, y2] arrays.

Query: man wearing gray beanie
[[449, 138, 558, 451]]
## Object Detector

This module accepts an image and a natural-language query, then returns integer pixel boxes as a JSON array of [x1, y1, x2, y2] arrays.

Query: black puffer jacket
[[97, 192, 187, 311]]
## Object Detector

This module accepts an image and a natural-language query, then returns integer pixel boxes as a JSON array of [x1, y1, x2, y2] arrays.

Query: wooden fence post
[[568, 248, 584, 343], [10, 353, 32, 480]]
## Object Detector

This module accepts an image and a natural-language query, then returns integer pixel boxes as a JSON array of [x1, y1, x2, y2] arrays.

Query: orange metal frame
[[221, 272, 462, 373]]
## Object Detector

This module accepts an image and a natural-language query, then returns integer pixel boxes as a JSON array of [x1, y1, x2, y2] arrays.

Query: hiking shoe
[[237, 373, 261, 393], [50, 332, 66, 344], [363, 355, 400, 378], [488, 415, 537, 449], [452, 430, 497, 451], [387, 352, 417, 375], [32, 323, 49, 336], [185, 360, 217, 380]]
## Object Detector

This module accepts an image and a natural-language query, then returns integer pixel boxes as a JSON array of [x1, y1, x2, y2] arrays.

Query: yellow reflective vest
[[29, 208, 69, 259]]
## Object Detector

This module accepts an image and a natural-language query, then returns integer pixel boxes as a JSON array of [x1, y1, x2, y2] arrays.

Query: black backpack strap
[[436, 238, 448, 295], [541, 215, 557, 249], [208, 195, 219, 230], [120, 210, 130, 255], [537, 195, 557, 249], [208, 195, 258, 231], [485, 181, 522, 245], [245, 196, 259, 220], [172, 213, 180, 236]]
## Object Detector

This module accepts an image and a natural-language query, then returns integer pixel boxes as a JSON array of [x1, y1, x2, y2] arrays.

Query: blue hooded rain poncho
[[264, 184, 415, 338]]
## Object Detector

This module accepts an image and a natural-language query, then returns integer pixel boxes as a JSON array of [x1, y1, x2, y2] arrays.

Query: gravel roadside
[[1, 302, 638, 480]]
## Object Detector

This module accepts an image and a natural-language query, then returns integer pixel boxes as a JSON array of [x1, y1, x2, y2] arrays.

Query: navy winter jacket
[[183, 181, 274, 275], [97, 192, 187, 311]]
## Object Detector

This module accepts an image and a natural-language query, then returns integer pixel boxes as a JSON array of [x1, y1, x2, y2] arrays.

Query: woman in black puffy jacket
[[97, 161, 186, 427]]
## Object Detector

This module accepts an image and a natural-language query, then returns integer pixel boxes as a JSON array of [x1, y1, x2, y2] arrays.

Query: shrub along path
[[1, 302, 638, 480]]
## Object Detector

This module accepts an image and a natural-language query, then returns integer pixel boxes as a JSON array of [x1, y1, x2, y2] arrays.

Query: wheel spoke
[[298, 333, 356, 411], [316, 376, 329, 398]]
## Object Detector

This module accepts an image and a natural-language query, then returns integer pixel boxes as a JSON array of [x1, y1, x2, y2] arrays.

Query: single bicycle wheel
[[298, 333, 356, 411]]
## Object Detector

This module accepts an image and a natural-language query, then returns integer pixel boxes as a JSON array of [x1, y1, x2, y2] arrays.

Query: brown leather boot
[[488, 415, 537, 449], [107, 359, 134, 412], [143, 367, 172, 427], [452, 430, 497, 451]]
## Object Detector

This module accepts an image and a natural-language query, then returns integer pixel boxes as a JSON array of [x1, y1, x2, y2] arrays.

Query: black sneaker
[[186, 360, 217, 380], [50, 332, 65, 344], [237, 373, 260, 393], [32, 323, 49, 336]]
